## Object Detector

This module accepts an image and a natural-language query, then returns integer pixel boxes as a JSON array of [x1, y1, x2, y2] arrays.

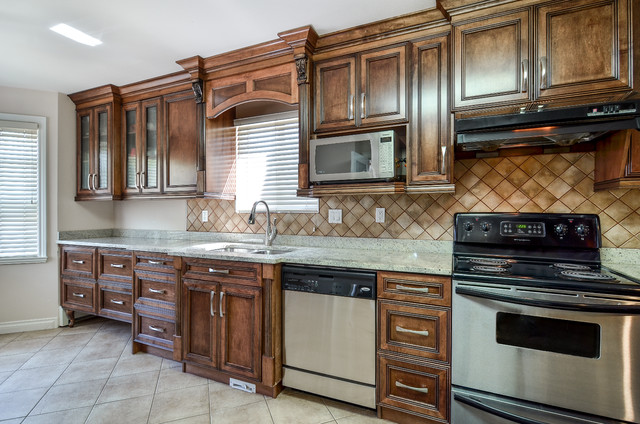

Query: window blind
[[0, 118, 46, 263], [235, 112, 318, 213]]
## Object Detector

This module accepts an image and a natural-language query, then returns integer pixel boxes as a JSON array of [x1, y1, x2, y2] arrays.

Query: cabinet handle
[[441, 146, 447, 175], [210, 290, 216, 317], [135, 172, 140, 190], [395, 381, 429, 394], [521, 59, 528, 93], [148, 325, 165, 333], [148, 288, 165, 294], [72, 292, 85, 298], [93, 174, 98, 190], [110, 299, 124, 305], [148, 260, 163, 265], [72, 260, 85, 264], [141, 171, 146, 188], [396, 284, 430, 293], [348, 94, 354, 120], [220, 291, 225, 317], [395, 325, 429, 337], [360, 93, 366, 119], [208, 268, 229, 274], [539, 57, 547, 90], [110, 263, 125, 269], [87, 174, 92, 191]]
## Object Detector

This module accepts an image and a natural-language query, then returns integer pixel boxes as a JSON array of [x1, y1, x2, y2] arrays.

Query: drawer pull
[[148, 325, 165, 333], [395, 326, 429, 337], [110, 299, 124, 305], [396, 284, 430, 293], [210, 291, 216, 317], [72, 260, 85, 264], [110, 264, 125, 269], [148, 260, 163, 265], [72, 293, 85, 298], [148, 288, 165, 294], [208, 268, 230, 274], [396, 381, 429, 394]]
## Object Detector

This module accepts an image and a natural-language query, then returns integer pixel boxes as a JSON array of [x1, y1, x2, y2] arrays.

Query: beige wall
[[113, 199, 186, 230]]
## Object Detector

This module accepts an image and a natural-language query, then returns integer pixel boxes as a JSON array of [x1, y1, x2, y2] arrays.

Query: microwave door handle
[[454, 392, 548, 424], [455, 285, 640, 314]]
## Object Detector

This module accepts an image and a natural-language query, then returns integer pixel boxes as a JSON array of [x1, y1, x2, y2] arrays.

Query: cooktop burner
[[552, 263, 591, 271], [560, 270, 618, 282], [471, 265, 510, 274], [469, 258, 511, 267]]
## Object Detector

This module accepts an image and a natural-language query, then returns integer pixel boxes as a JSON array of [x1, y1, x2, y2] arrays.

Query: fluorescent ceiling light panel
[[50, 23, 102, 46]]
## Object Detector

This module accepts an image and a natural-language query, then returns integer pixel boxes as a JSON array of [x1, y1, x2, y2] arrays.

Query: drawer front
[[378, 271, 451, 307], [135, 313, 175, 351], [379, 301, 449, 362], [98, 286, 133, 320], [134, 252, 175, 274], [61, 278, 95, 312], [183, 258, 260, 286], [137, 272, 176, 305], [61, 247, 95, 277], [99, 250, 133, 281], [378, 354, 449, 421]]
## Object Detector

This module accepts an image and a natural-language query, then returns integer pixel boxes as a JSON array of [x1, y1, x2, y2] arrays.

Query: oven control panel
[[454, 213, 601, 248]]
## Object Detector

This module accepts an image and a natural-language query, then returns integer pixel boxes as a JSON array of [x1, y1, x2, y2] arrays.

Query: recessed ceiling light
[[50, 23, 102, 47]]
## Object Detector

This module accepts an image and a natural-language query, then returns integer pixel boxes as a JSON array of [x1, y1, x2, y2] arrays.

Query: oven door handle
[[454, 392, 548, 424], [455, 285, 640, 314]]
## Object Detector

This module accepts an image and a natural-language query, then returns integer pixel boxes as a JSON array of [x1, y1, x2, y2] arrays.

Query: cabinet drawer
[[378, 353, 449, 421], [378, 272, 451, 307], [98, 285, 133, 321], [61, 247, 95, 277], [183, 258, 261, 286], [134, 252, 175, 274], [135, 313, 175, 351], [137, 272, 176, 305], [379, 301, 449, 362], [61, 278, 95, 312], [99, 250, 133, 281]]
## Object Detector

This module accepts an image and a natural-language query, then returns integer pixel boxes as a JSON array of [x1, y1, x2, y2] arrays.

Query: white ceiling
[[1, 0, 436, 94]]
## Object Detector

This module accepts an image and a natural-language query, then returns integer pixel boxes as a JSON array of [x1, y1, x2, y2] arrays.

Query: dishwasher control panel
[[282, 265, 376, 299]]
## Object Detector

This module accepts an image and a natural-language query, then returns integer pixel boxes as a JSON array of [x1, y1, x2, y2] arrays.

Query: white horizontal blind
[[235, 112, 318, 213], [0, 117, 46, 263]]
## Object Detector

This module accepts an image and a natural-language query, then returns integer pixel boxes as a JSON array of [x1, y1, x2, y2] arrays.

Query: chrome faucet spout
[[248, 200, 277, 246]]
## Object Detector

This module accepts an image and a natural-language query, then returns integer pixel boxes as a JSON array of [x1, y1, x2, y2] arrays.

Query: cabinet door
[[359, 45, 408, 127], [453, 10, 531, 109], [93, 105, 111, 194], [75, 105, 114, 200], [536, 0, 632, 101], [219, 284, 262, 380], [123, 103, 141, 195], [408, 35, 452, 188], [182, 279, 217, 368], [141, 98, 162, 194], [314, 56, 357, 132], [163, 91, 198, 194], [77, 110, 92, 196]]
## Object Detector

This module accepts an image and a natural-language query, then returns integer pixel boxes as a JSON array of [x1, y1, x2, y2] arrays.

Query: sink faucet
[[248, 200, 277, 246]]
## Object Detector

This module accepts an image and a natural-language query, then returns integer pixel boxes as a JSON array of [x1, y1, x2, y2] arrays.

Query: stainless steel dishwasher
[[282, 264, 376, 408]]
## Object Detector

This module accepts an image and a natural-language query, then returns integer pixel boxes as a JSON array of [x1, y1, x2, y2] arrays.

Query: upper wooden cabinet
[[595, 129, 640, 190], [453, 0, 636, 110], [314, 45, 408, 133]]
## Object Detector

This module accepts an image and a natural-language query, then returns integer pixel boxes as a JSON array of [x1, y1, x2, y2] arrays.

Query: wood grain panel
[[164, 91, 198, 192]]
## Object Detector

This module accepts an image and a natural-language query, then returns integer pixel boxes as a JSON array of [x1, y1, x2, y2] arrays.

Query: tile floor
[[0, 318, 391, 424]]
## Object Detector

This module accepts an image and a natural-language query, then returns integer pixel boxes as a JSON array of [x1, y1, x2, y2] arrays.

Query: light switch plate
[[328, 209, 342, 224], [201, 210, 209, 222], [375, 208, 385, 223]]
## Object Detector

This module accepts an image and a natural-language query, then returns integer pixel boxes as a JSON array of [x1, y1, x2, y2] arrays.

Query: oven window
[[496, 313, 600, 358], [315, 140, 372, 174]]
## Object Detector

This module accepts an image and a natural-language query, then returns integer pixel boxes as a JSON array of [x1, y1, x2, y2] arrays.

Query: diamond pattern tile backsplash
[[187, 152, 640, 248]]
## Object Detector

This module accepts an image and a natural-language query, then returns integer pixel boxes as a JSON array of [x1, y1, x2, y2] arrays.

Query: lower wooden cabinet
[[377, 271, 452, 424]]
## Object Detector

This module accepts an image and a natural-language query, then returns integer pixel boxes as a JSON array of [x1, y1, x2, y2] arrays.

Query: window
[[0, 114, 46, 264], [235, 111, 318, 213]]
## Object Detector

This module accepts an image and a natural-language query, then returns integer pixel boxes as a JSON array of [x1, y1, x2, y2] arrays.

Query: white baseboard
[[0, 317, 59, 334]]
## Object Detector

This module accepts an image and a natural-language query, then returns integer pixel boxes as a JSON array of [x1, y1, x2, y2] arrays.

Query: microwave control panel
[[378, 131, 394, 178]]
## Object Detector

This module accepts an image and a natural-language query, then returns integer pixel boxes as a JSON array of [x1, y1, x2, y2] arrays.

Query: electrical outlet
[[201, 210, 209, 222], [328, 209, 342, 224], [375, 208, 385, 223]]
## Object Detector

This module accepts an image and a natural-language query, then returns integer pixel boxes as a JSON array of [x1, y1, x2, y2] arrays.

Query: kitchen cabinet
[[407, 34, 454, 192], [182, 258, 263, 383], [314, 45, 408, 133], [377, 271, 452, 424], [594, 129, 640, 190], [452, 0, 635, 111]]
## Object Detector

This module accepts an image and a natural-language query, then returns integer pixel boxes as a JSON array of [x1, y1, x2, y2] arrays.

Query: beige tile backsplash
[[187, 152, 640, 248]]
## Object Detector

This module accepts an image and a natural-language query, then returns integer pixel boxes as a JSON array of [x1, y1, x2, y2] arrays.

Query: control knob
[[575, 224, 588, 236], [463, 222, 473, 232], [554, 224, 568, 236], [481, 222, 492, 232]]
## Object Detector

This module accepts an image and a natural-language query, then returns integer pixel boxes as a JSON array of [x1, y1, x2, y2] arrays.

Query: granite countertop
[[58, 230, 453, 275]]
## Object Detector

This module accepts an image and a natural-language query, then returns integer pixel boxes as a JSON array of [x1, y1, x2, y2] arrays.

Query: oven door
[[452, 280, 640, 424]]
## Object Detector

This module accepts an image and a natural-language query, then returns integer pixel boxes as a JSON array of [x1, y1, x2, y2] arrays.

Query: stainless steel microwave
[[309, 130, 402, 184]]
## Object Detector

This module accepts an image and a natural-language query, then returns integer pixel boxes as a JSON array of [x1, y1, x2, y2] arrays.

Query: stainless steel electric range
[[451, 213, 640, 424]]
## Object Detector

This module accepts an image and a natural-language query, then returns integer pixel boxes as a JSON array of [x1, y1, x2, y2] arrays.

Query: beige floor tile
[[156, 366, 208, 393], [111, 351, 163, 377], [86, 395, 153, 424], [148, 385, 210, 424], [42, 332, 95, 350], [55, 357, 118, 385], [60, 320, 106, 335], [266, 389, 334, 424], [162, 358, 183, 369], [158, 413, 210, 424], [91, 329, 132, 344], [0, 364, 67, 393], [0, 337, 52, 356], [209, 381, 265, 411], [0, 371, 11, 385], [23, 406, 92, 424], [0, 387, 48, 420], [0, 333, 21, 344], [15, 328, 63, 341], [336, 415, 393, 424], [323, 398, 377, 420], [74, 339, 128, 362], [0, 352, 33, 372], [211, 399, 274, 424], [31, 378, 106, 415], [20, 345, 83, 369], [0, 419, 23, 424], [97, 370, 159, 403]]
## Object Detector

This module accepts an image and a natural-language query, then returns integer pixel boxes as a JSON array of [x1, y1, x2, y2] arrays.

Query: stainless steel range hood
[[455, 101, 640, 152]]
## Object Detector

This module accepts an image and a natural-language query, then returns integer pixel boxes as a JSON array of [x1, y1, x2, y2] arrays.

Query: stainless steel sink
[[211, 246, 292, 255], [216, 247, 260, 254]]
